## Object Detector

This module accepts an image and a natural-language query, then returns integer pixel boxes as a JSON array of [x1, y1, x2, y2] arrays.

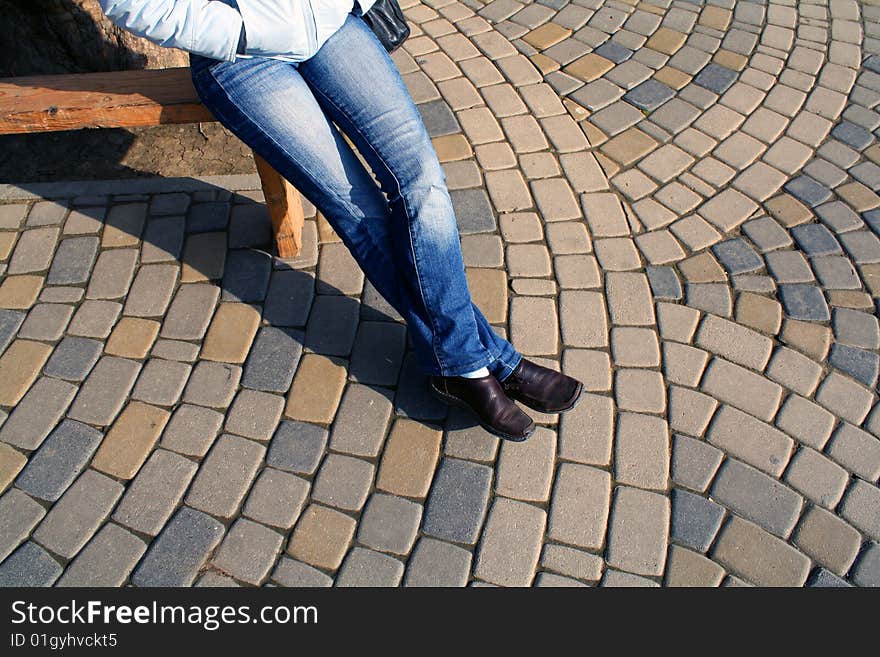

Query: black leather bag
[[359, 0, 410, 53]]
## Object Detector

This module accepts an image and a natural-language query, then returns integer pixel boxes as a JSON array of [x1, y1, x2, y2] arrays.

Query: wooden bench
[[0, 67, 304, 257]]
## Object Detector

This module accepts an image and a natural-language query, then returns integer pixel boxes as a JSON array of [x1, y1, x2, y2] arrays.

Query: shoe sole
[[429, 382, 536, 442], [508, 380, 585, 415]]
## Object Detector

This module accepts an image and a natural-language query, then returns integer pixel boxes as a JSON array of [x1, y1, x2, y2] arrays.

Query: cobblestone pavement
[[1, 0, 880, 587]]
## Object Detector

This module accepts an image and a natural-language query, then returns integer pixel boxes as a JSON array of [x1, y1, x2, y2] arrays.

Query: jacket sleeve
[[99, 0, 244, 62]]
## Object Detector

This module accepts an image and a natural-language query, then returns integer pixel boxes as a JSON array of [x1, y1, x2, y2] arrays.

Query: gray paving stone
[[852, 542, 880, 587], [68, 357, 142, 426], [832, 121, 874, 150], [212, 518, 284, 585], [685, 283, 733, 317], [243, 468, 309, 530], [86, 249, 138, 299], [646, 266, 683, 300], [187, 201, 229, 233], [221, 249, 272, 302], [0, 488, 46, 562], [263, 270, 315, 327], [711, 460, 803, 539], [827, 422, 880, 483], [42, 336, 103, 382], [0, 542, 62, 586], [601, 569, 659, 587], [329, 384, 393, 458], [624, 79, 675, 111], [791, 224, 842, 256], [812, 256, 860, 289], [39, 287, 83, 303], [834, 308, 880, 350], [393, 352, 448, 421], [405, 538, 473, 587], [18, 303, 73, 341], [186, 434, 265, 519], [113, 449, 198, 536], [15, 420, 102, 502], [224, 389, 284, 441], [7, 227, 59, 275], [305, 294, 360, 356], [816, 201, 863, 234], [742, 217, 792, 253], [228, 203, 272, 248], [240, 326, 304, 394], [670, 488, 725, 553], [765, 251, 814, 284], [606, 486, 669, 576], [46, 237, 99, 285], [0, 376, 76, 450], [784, 176, 833, 207], [312, 453, 374, 512], [271, 558, 333, 587], [131, 506, 225, 587], [361, 278, 403, 323], [418, 99, 461, 137], [840, 480, 880, 542], [0, 309, 24, 355], [358, 493, 423, 556], [182, 361, 242, 408], [67, 300, 121, 338], [349, 321, 407, 387], [423, 458, 492, 545], [809, 569, 851, 587], [32, 469, 122, 559], [671, 434, 724, 493], [56, 524, 147, 587], [123, 264, 179, 317], [160, 404, 224, 457], [778, 284, 830, 321], [784, 447, 850, 509], [840, 231, 880, 264], [160, 283, 219, 340], [475, 497, 546, 587], [131, 358, 191, 406], [694, 63, 738, 94], [595, 41, 633, 64], [267, 420, 328, 476], [712, 239, 763, 274], [451, 188, 497, 234], [336, 547, 404, 587], [828, 344, 879, 387]]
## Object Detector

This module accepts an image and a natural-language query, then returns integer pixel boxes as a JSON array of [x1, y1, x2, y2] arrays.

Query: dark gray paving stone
[[131, 506, 225, 587], [829, 344, 879, 387], [393, 352, 448, 420], [221, 249, 272, 302], [187, 201, 229, 233], [358, 493, 423, 555], [451, 189, 496, 234], [404, 537, 472, 587], [0, 542, 62, 587], [56, 523, 146, 587], [349, 321, 406, 387], [46, 237, 99, 285], [160, 283, 219, 340], [868, 210, 880, 238], [594, 41, 633, 63], [809, 568, 851, 587], [865, 55, 880, 74], [693, 63, 738, 94], [142, 216, 186, 263], [242, 326, 304, 393], [15, 420, 103, 502], [335, 547, 404, 587], [646, 266, 683, 300], [271, 557, 332, 587], [131, 358, 191, 406], [160, 403, 225, 457], [229, 203, 272, 249], [791, 224, 842, 256], [852, 542, 880, 587], [304, 294, 360, 356], [181, 361, 242, 408], [0, 377, 77, 450], [832, 121, 874, 151], [624, 79, 675, 111], [784, 176, 833, 207], [670, 488, 725, 553], [149, 192, 191, 217], [0, 489, 46, 562], [211, 517, 284, 585], [32, 469, 123, 559], [104, 202, 146, 241], [18, 303, 73, 341], [361, 279, 403, 322], [417, 99, 460, 137], [778, 284, 830, 321], [711, 459, 803, 539], [0, 309, 24, 355], [113, 449, 199, 536], [712, 239, 763, 274], [263, 270, 315, 327], [67, 357, 142, 426], [423, 458, 492, 544], [42, 336, 103, 382], [185, 434, 265, 519]]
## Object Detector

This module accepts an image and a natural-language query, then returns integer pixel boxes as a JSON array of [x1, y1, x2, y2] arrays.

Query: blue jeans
[[189, 10, 523, 380]]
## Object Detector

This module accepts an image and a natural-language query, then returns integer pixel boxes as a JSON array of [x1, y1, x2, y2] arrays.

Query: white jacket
[[99, 0, 378, 63]]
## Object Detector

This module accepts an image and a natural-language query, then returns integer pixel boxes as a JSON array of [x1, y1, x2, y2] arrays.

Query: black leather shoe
[[501, 359, 584, 413], [430, 374, 535, 442]]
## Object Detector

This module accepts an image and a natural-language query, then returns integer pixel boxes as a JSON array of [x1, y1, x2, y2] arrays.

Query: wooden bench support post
[[253, 152, 304, 259]]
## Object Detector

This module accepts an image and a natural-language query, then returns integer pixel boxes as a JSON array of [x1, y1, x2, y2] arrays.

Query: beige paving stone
[[180, 232, 225, 282], [520, 83, 566, 119], [712, 516, 810, 587], [503, 115, 548, 153], [437, 77, 482, 111], [600, 128, 658, 167], [763, 137, 813, 175], [105, 318, 160, 359], [665, 545, 725, 587], [670, 215, 722, 252], [475, 498, 546, 587], [638, 144, 695, 184], [613, 170, 658, 202], [548, 463, 611, 550], [735, 293, 782, 335], [458, 107, 504, 144], [837, 182, 880, 213], [616, 369, 666, 413], [545, 222, 590, 256], [495, 54, 543, 86], [634, 230, 686, 265], [91, 402, 170, 479], [541, 114, 590, 152], [699, 5, 731, 30], [655, 183, 703, 215], [646, 28, 687, 55], [200, 303, 261, 364], [284, 354, 347, 424], [475, 142, 516, 170], [605, 272, 654, 326], [654, 66, 692, 90], [793, 507, 861, 577], [287, 504, 355, 572], [695, 315, 773, 371], [419, 51, 460, 81], [708, 405, 794, 477], [495, 427, 556, 503], [581, 192, 629, 237], [780, 320, 831, 361], [563, 53, 614, 82], [606, 486, 669, 576], [523, 22, 572, 50], [765, 347, 823, 397], [466, 268, 508, 324], [656, 302, 700, 343], [559, 290, 604, 348], [615, 412, 669, 490], [694, 105, 745, 141], [775, 395, 836, 450], [701, 358, 782, 422], [376, 419, 442, 499], [765, 194, 812, 228], [0, 232, 17, 260], [698, 189, 758, 232], [669, 386, 718, 438], [0, 340, 52, 406], [663, 343, 710, 388], [521, 151, 561, 180], [531, 178, 581, 222], [485, 169, 532, 212], [815, 373, 875, 426], [0, 275, 43, 309], [558, 392, 613, 466], [713, 49, 747, 71], [529, 52, 560, 75], [679, 253, 727, 283], [0, 442, 27, 492], [559, 152, 607, 193], [595, 238, 641, 271], [432, 134, 473, 162], [500, 213, 543, 243], [611, 327, 660, 368]]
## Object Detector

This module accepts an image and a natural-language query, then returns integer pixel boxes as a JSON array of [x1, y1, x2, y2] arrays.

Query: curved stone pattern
[[0, 0, 878, 588]]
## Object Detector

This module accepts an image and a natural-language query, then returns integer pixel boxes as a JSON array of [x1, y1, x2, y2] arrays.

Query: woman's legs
[[190, 12, 522, 380]]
